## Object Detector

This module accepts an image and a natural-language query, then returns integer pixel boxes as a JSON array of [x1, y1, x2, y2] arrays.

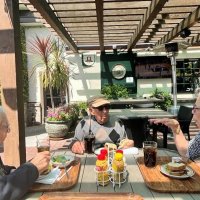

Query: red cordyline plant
[[28, 35, 71, 110]]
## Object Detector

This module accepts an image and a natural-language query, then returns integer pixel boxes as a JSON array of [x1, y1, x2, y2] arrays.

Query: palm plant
[[28, 35, 71, 109]]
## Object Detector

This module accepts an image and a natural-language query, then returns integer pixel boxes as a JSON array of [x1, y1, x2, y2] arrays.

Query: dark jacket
[[0, 157, 39, 200]]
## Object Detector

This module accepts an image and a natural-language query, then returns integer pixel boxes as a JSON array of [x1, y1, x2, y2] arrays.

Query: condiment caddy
[[94, 148, 128, 188]]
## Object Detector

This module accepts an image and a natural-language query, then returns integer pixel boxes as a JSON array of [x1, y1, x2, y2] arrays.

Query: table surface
[[109, 108, 176, 119], [23, 148, 200, 200], [109, 98, 163, 105]]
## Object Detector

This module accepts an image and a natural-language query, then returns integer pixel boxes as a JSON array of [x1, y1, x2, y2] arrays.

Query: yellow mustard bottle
[[95, 154, 109, 186], [112, 150, 124, 182]]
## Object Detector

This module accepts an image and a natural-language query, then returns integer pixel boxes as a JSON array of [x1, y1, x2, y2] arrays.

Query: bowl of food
[[51, 155, 74, 168]]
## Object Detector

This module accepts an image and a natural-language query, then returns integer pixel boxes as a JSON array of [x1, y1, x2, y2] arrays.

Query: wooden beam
[[0, 0, 26, 166], [27, 0, 78, 53], [95, 0, 104, 52], [127, 0, 168, 50], [157, 6, 200, 45]]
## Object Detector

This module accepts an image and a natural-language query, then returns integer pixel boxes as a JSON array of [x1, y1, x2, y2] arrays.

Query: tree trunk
[[49, 86, 54, 109]]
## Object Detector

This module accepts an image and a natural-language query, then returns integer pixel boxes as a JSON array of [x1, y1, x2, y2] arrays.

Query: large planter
[[45, 120, 72, 139]]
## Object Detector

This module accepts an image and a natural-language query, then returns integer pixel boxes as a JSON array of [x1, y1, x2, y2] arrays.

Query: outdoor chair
[[121, 117, 150, 148], [151, 105, 193, 148]]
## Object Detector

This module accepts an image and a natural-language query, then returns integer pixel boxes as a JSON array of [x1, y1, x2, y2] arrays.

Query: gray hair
[[195, 88, 200, 97]]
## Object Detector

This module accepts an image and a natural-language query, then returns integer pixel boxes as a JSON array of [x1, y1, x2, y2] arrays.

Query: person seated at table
[[0, 109, 50, 200], [149, 88, 200, 161], [71, 95, 134, 154]]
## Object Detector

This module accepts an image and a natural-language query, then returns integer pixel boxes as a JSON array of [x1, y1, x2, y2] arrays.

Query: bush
[[101, 84, 129, 99], [150, 88, 173, 111]]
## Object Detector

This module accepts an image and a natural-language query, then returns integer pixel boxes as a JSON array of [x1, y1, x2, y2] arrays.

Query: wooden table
[[109, 98, 163, 105], [23, 149, 200, 200], [109, 108, 175, 119]]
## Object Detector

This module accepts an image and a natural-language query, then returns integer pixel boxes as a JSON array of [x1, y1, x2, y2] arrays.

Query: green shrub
[[101, 84, 129, 99], [150, 88, 173, 111]]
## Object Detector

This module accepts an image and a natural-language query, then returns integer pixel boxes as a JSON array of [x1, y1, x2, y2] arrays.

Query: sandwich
[[104, 142, 117, 152], [166, 162, 186, 176], [118, 138, 129, 149]]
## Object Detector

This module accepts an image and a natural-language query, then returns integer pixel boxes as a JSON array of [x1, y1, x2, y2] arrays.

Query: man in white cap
[[71, 95, 134, 154]]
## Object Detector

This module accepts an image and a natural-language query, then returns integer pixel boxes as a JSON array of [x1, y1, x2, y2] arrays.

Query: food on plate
[[41, 163, 52, 175], [51, 155, 72, 168], [118, 138, 130, 149], [166, 162, 186, 176], [104, 143, 117, 151]]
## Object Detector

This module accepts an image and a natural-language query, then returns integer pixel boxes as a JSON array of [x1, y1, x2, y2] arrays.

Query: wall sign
[[82, 53, 96, 67], [112, 64, 126, 79]]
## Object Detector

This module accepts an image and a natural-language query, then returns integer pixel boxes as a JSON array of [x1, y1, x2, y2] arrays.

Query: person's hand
[[71, 141, 85, 154], [118, 139, 134, 149], [30, 151, 50, 175], [149, 118, 180, 133]]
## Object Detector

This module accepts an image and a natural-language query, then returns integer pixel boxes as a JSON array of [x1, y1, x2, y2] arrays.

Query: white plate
[[51, 155, 74, 168], [160, 164, 195, 179]]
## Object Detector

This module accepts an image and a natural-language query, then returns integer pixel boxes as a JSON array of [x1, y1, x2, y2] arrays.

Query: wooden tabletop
[[109, 98, 163, 105], [23, 149, 200, 200]]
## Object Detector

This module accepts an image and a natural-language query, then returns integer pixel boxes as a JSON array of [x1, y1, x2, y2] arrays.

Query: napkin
[[123, 147, 139, 155], [35, 167, 61, 184]]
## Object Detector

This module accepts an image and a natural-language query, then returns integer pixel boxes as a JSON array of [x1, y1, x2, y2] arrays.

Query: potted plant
[[28, 35, 74, 138], [150, 88, 173, 111], [45, 106, 73, 138], [101, 84, 129, 99]]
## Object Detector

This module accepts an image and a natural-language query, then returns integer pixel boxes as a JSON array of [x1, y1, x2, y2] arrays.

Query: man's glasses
[[192, 105, 200, 112], [93, 104, 110, 111]]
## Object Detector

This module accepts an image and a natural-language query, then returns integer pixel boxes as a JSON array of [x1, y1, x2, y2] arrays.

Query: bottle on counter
[[112, 150, 125, 183], [95, 154, 109, 186]]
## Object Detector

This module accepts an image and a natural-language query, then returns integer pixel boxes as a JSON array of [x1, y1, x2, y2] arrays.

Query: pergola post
[[0, 0, 26, 166]]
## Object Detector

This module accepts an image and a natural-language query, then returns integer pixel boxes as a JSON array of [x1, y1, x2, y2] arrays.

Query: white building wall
[[25, 26, 200, 106]]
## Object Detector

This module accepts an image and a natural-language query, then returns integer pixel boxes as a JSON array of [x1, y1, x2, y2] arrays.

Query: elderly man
[[71, 95, 134, 154], [0, 109, 50, 200]]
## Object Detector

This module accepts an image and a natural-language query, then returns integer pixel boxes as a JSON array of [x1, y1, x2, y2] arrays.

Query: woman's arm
[[149, 118, 189, 158]]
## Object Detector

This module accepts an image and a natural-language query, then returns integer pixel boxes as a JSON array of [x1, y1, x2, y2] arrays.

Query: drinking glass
[[36, 136, 50, 152], [36, 136, 51, 174], [143, 141, 157, 167]]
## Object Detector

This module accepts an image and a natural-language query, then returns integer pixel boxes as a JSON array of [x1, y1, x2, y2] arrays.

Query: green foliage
[[28, 35, 71, 108], [150, 88, 173, 111], [101, 84, 129, 99], [47, 106, 73, 122], [20, 26, 29, 102]]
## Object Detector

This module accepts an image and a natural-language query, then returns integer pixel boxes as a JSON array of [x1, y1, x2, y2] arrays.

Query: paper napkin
[[123, 147, 139, 155], [35, 167, 61, 184]]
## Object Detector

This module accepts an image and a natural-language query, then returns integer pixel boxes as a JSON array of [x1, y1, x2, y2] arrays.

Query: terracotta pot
[[45, 120, 72, 138]]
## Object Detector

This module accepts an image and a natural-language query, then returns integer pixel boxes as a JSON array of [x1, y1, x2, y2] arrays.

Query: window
[[176, 59, 200, 93]]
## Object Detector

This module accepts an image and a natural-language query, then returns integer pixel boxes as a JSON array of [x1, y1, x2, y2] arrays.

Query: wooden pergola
[[1, 0, 200, 166]]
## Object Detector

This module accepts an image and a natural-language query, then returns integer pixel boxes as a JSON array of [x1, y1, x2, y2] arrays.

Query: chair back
[[177, 106, 193, 140], [177, 106, 193, 122]]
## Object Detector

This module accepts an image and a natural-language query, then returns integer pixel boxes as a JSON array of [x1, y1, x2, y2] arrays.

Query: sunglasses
[[93, 104, 110, 111]]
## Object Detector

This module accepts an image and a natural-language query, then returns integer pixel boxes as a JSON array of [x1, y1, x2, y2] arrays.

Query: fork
[[57, 159, 79, 181]]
